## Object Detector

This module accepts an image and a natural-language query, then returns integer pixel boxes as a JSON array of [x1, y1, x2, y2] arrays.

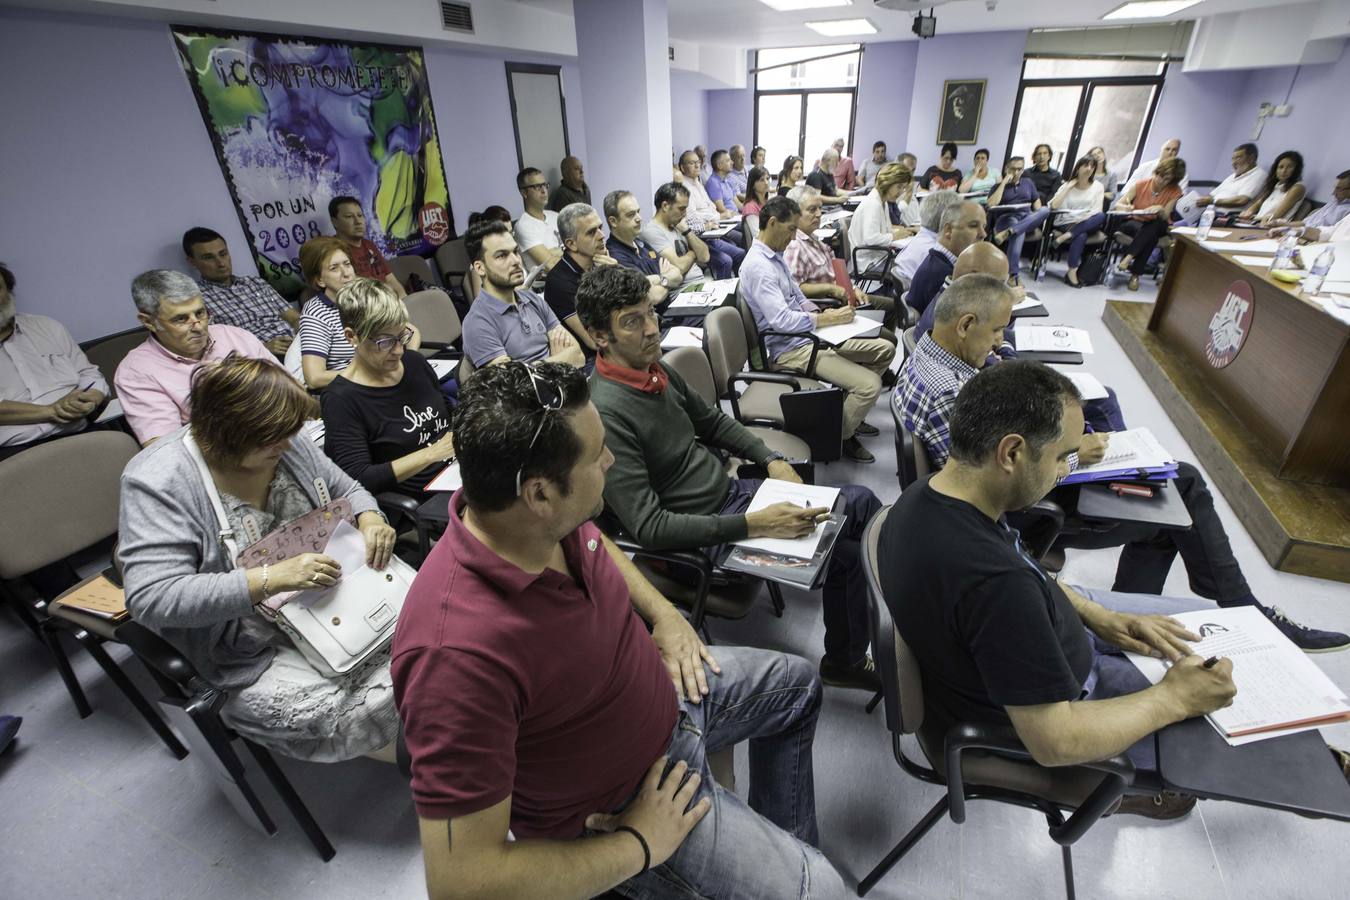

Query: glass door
[[1077, 83, 1160, 181], [804, 92, 856, 165], [1007, 85, 1083, 170]]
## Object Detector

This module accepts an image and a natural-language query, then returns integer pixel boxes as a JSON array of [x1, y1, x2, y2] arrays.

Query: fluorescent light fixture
[[759, 0, 851, 11], [1102, 1, 1202, 20], [805, 18, 878, 36]]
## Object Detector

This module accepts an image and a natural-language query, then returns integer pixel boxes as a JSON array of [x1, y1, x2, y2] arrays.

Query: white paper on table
[[1126, 606, 1350, 746], [669, 290, 718, 308], [1012, 298, 1043, 312], [428, 358, 457, 379], [1013, 323, 1095, 353], [95, 398, 123, 423], [734, 479, 841, 559], [814, 316, 882, 345], [1051, 368, 1109, 401], [423, 461, 463, 492], [1233, 255, 1291, 268], [1172, 226, 1232, 239], [812, 228, 836, 240], [705, 277, 740, 298], [1313, 296, 1350, 325], [324, 519, 369, 578], [1174, 191, 1202, 223], [1202, 238, 1281, 253], [1068, 426, 1174, 475], [660, 326, 704, 349]]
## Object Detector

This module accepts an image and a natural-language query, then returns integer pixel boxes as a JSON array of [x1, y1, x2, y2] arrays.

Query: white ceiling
[[522, 0, 1301, 47]]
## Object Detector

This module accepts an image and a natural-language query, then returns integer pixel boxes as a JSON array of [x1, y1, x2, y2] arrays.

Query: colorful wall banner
[[172, 27, 453, 295]]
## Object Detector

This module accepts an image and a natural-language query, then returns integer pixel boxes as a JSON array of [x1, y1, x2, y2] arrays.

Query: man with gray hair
[[547, 156, 592, 213], [891, 190, 964, 285], [727, 144, 749, 204], [907, 200, 987, 315], [805, 148, 847, 206], [544, 202, 617, 355], [114, 269, 279, 444]]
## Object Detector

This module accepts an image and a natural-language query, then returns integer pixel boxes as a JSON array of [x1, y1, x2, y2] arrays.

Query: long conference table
[[1104, 233, 1350, 582]]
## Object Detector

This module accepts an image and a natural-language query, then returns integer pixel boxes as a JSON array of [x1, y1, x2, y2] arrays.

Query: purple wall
[[706, 85, 755, 155], [1217, 43, 1350, 201], [1142, 67, 1252, 184], [670, 71, 709, 161], [0, 5, 588, 342], [906, 31, 1027, 168], [853, 41, 918, 164]]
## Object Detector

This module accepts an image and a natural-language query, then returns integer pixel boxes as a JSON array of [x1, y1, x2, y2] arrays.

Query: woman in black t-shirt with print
[[321, 278, 455, 497], [921, 142, 963, 192]]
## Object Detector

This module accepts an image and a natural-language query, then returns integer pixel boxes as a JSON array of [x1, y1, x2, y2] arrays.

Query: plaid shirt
[[895, 333, 977, 469], [784, 229, 836, 285], [197, 276, 293, 342]]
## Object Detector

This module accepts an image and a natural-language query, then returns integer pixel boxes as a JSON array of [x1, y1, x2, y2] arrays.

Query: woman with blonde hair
[[119, 354, 401, 762], [848, 162, 917, 273], [321, 278, 455, 498]]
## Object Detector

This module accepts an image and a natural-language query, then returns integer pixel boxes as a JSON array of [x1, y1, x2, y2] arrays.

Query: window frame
[[752, 47, 863, 163]]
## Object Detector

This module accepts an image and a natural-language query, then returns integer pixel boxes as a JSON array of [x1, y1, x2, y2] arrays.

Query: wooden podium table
[[1105, 235, 1350, 581]]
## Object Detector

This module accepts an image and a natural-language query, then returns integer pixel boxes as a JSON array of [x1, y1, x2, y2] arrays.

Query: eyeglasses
[[368, 326, 415, 353], [524, 182, 549, 192], [515, 363, 565, 496]]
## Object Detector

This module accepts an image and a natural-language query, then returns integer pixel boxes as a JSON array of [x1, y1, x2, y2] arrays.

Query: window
[[754, 44, 861, 170], [1005, 56, 1167, 185]]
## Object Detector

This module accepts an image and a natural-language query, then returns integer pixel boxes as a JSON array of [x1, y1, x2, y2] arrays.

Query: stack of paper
[[660, 326, 705, 349], [734, 480, 840, 559], [1060, 426, 1177, 484], [814, 312, 884, 345], [1127, 606, 1350, 746], [1051, 368, 1109, 401], [1013, 323, 1095, 354], [56, 574, 127, 622], [428, 358, 457, 380], [424, 462, 463, 492], [1012, 298, 1044, 313]]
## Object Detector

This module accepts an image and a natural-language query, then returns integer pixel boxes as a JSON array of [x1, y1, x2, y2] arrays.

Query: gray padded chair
[[434, 237, 471, 288], [387, 254, 440, 292], [80, 328, 148, 400], [403, 288, 462, 349], [902, 325, 918, 358], [857, 506, 1138, 899], [0, 430, 187, 757]]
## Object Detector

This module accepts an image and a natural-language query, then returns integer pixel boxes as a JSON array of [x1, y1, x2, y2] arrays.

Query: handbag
[[183, 432, 411, 677], [1077, 251, 1107, 287]]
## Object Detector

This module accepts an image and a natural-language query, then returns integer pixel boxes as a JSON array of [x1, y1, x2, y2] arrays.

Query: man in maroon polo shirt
[[393, 362, 845, 899]]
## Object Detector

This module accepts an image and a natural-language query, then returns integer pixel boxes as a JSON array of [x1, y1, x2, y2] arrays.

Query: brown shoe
[[1113, 791, 1196, 820], [1127, 275, 1140, 292]]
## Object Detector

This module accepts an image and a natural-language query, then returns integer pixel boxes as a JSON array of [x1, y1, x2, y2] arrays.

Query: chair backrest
[[0, 430, 141, 579], [283, 337, 305, 382], [434, 238, 471, 284], [902, 325, 917, 357], [891, 392, 931, 489], [662, 346, 718, 405], [860, 505, 925, 736], [81, 329, 147, 400], [387, 255, 439, 292], [733, 295, 768, 370], [404, 289, 462, 347], [703, 306, 750, 399], [457, 352, 477, 386]]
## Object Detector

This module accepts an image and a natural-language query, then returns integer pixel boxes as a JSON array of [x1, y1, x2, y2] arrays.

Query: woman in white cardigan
[[848, 163, 916, 274]]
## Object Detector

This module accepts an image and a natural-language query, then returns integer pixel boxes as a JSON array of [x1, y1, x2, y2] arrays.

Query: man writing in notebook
[[394, 361, 846, 899], [577, 265, 885, 693], [881, 360, 1237, 818]]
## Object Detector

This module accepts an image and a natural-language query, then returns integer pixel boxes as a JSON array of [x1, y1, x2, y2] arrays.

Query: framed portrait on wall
[[937, 79, 985, 144]]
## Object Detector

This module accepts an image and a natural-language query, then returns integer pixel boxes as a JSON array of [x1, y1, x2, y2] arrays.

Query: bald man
[[548, 156, 592, 212], [913, 243, 1126, 433]]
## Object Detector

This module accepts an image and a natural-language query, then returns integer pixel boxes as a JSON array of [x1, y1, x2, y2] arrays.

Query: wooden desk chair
[[857, 506, 1137, 899]]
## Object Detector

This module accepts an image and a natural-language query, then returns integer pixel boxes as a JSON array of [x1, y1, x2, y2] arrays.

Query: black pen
[[1202, 656, 1220, 669]]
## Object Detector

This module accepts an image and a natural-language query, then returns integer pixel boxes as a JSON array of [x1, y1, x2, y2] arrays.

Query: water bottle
[[1196, 205, 1216, 241], [1270, 231, 1300, 272], [1302, 247, 1335, 296]]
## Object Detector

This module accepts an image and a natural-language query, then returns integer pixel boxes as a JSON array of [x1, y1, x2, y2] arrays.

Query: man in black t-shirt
[[879, 362, 1237, 819]]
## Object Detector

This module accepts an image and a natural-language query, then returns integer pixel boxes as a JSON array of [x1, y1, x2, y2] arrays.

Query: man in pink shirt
[[114, 269, 281, 444]]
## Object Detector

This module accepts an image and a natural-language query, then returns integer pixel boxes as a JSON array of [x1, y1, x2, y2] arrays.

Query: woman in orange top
[[1111, 157, 1187, 291]]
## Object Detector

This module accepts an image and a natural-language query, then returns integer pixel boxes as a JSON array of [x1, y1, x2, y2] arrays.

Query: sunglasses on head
[[515, 362, 565, 496]]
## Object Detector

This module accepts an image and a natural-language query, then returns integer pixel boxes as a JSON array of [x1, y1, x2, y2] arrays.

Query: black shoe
[[842, 437, 874, 463], [0, 715, 21, 755], [854, 421, 880, 437], [1260, 605, 1350, 653], [819, 655, 882, 692], [881, 368, 898, 389], [1113, 791, 1196, 820]]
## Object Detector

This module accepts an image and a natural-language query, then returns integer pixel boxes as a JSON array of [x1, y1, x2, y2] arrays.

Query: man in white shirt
[[515, 167, 564, 271], [858, 142, 890, 189], [639, 182, 711, 286], [1281, 169, 1350, 233], [728, 144, 750, 204], [891, 191, 965, 286], [1197, 143, 1266, 211], [1125, 138, 1189, 191], [676, 151, 745, 278]]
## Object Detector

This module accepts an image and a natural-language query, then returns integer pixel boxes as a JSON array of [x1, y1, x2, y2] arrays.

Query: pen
[[1202, 656, 1220, 669]]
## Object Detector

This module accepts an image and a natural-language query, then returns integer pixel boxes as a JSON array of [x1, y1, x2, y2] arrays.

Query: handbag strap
[[181, 430, 241, 565]]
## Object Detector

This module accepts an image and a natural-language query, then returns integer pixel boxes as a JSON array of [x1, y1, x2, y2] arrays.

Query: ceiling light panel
[[805, 18, 878, 36]]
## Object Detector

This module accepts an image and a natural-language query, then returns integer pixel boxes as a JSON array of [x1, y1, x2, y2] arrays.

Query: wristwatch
[[762, 451, 788, 465], [658, 274, 671, 288]]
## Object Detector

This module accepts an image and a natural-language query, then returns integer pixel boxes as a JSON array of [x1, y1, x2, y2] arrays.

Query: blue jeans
[[1063, 214, 1106, 269], [1083, 387, 1127, 433], [613, 646, 847, 899], [995, 207, 1053, 276], [706, 238, 746, 280], [1075, 586, 1215, 772]]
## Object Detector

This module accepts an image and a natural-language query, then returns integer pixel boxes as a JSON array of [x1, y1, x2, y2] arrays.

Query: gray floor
[[3, 259, 1349, 899]]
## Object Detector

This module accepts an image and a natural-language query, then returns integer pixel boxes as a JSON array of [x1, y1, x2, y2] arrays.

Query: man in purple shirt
[[739, 197, 895, 463], [114, 269, 281, 444]]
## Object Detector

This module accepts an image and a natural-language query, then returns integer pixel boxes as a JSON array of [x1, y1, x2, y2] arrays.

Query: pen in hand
[[1202, 656, 1220, 669]]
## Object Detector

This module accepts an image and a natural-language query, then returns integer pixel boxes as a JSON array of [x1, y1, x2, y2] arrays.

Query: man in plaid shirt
[[183, 227, 297, 356]]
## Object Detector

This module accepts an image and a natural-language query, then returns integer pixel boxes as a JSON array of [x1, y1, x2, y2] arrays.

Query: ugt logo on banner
[[1204, 280, 1254, 369]]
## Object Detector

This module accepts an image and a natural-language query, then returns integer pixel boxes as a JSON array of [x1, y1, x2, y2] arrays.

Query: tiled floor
[[2, 257, 1348, 899]]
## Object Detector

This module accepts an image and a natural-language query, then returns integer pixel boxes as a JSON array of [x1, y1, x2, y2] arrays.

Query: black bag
[[1077, 252, 1107, 286]]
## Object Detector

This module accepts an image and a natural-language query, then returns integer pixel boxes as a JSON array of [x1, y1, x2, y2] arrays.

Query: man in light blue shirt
[[1289, 169, 1350, 232], [705, 150, 740, 215], [739, 196, 895, 463]]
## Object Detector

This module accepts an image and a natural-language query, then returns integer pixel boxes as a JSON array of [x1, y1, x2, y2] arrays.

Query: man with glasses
[[676, 150, 746, 278], [461, 219, 585, 370], [394, 360, 846, 900], [115, 269, 280, 444], [515, 167, 565, 271]]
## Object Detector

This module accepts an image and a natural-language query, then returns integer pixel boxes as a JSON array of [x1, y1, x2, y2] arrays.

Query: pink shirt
[[113, 324, 279, 443]]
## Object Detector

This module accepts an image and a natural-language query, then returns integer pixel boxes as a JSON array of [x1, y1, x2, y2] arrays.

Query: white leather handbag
[[185, 432, 411, 677]]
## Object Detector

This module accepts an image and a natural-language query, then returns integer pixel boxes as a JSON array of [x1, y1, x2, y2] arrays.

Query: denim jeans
[[1075, 586, 1215, 771], [706, 238, 747, 279], [995, 207, 1054, 276], [719, 479, 880, 666], [613, 646, 847, 899], [1063, 214, 1106, 269], [1083, 386, 1127, 433]]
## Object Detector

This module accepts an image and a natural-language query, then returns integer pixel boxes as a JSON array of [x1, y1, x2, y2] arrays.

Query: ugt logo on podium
[[1204, 280, 1254, 369]]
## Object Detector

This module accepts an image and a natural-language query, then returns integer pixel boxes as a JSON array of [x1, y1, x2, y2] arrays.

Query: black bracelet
[[614, 825, 650, 876]]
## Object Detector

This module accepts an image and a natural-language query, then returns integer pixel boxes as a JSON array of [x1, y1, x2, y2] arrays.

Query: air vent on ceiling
[[668, 46, 675, 61], [440, 1, 474, 33]]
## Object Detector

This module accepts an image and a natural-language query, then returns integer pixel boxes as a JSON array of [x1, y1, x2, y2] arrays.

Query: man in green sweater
[[577, 265, 883, 692]]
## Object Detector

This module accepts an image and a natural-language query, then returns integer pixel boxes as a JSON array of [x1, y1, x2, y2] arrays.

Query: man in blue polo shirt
[[987, 156, 1052, 282], [461, 219, 585, 369], [603, 190, 679, 305]]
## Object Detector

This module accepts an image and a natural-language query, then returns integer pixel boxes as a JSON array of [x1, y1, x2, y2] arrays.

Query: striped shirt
[[197, 275, 293, 342], [298, 294, 354, 370]]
